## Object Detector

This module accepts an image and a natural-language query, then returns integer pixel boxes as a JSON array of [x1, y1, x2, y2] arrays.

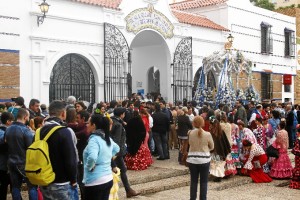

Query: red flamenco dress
[[290, 137, 300, 189], [125, 116, 153, 170], [242, 144, 272, 183], [269, 130, 293, 178]]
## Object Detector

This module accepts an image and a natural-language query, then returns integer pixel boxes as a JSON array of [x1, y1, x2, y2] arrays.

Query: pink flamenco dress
[[269, 130, 293, 179], [289, 137, 300, 189], [125, 115, 153, 170]]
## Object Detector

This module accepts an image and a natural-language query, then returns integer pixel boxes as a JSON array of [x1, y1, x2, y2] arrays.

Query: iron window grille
[[261, 22, 273, 55], [261, 73, 271, 100], [284, 28, 295, 57]]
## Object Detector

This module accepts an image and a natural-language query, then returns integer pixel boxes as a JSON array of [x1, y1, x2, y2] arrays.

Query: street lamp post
[[37, 0, 50, 26]]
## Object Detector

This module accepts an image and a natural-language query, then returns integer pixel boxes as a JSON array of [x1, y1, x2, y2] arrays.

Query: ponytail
[[90, 114, 111, 146]]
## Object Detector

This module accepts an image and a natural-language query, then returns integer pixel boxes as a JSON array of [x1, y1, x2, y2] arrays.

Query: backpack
[[25, 125, 63, 186]]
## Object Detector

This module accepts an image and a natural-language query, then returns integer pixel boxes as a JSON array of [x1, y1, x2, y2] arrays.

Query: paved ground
[[7, 150, 300, 200]]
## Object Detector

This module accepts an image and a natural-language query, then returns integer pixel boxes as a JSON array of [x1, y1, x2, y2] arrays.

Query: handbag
[[266, 145, 279, 158]]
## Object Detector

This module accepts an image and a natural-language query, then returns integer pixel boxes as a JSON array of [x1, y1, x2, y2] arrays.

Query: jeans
[[84, 180, 113, 200], [68, 184, 79, 200], [41, 183, 69, 200], [114, 156, 131, 192], [188, 162, 210, 200], [153, 132, 169, 159], [77, 163, 85, 200], [8, 164, 37, 200], [0, 170, 10, 200], [148, 131, 155, 153]]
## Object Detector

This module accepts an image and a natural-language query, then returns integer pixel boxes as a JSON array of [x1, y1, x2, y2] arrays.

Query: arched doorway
[[193, 67, 217, 98], [148, 66, 160, 94], [130, 30, 171, 101], [207, 70, 216, 91], [49, 54, 95, 103]]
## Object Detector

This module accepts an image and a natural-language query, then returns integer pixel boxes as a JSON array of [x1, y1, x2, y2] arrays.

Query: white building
[[0, 0, 296, 104]]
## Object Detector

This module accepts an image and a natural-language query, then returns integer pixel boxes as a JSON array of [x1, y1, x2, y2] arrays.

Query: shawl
[[125, 116, 146, 156], [211, 128, 231, 160]]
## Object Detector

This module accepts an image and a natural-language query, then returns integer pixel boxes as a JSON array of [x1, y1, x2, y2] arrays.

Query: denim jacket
[[5, 121, 33, 166]]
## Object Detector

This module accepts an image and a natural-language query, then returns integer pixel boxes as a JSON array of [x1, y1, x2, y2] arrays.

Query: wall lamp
[[37, 0, 50, 26], [227, 34, 234, 43]]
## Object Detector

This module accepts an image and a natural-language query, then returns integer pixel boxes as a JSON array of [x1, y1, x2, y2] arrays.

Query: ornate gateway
[[104, 23, 132, 102], [172, 37, 193, 102], [49, 54, 95, 103]]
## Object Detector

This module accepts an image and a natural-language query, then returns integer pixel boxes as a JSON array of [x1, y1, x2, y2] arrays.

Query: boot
[[126, 188, 140, 198]]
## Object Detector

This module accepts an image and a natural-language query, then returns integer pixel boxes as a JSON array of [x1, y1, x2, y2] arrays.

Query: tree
[[250, 0, 275, 11]]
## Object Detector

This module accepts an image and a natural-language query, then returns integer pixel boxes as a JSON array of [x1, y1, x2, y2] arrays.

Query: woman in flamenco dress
[[241, 139, 272, 183], [289, 128, 300, 189], [269, 120, 293, 179], [125, 110, 153, 170]]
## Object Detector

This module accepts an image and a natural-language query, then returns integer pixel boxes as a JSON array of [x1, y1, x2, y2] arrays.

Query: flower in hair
[[209, 115, 216, 123]]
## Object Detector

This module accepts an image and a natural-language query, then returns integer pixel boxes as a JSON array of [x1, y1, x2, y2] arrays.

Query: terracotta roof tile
[[172, 9, 228, 31], [170, 0, 227, 11], [74, 0, 122, 10]]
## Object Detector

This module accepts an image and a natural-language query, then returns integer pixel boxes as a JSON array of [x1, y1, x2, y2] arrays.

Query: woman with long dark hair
[[83, 114, 120, 200], [125, 110, 153, 170], [209, 116, 231, 182]]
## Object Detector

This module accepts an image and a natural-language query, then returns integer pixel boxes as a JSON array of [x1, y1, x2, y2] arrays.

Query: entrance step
[[119, 174, 190, 199], [120, 166, 189, 187]]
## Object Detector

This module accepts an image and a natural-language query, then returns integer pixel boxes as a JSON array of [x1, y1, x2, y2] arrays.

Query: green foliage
[[255, 0, 275, 11]]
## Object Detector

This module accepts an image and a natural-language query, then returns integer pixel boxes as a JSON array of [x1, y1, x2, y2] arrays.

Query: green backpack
[[25, 126, 63, 186]]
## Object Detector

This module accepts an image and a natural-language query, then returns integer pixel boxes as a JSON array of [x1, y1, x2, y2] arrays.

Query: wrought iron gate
[[49, 54, 95, 103], [172, 37, 193, 102], [104, 23, 131, 102]]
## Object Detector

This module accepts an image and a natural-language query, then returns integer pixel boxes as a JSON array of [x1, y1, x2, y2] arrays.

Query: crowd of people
[[0, 94, 299, 200]]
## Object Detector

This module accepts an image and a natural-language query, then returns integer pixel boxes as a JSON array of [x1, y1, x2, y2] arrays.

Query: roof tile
[[172, 9, 228, 31], [170, 0, 227, 11], [74, 0, 122, 10]]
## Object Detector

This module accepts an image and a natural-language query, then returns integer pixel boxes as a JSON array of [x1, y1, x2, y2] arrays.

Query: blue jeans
[[148, 131, 155, 153], [84, 180, 113, 200], [188, 162, 210, 200], [8, 164, 37, 200], [41, 183, 69, 200], [153, 132, 169, 159], [68, 184, 79, 200]]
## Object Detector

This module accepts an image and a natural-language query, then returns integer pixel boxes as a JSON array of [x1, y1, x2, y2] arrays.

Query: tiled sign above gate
[[125, 4, 174, 39]]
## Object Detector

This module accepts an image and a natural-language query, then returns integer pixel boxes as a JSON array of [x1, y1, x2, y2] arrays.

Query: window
[[261, 22, 273, 54], [261, 73, 271, 100], [284, 28, 295, 57], [284, 85, 291, 92]]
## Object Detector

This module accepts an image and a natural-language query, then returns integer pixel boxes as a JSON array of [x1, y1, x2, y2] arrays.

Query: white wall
[[1, 0, 227, 104]]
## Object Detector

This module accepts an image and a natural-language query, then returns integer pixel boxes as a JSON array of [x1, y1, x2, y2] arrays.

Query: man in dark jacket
[[5, 108, 37, 200], [0, 112, 14, 200], [285, 104, 294, 148], [152, 103, 170, 160], [38, 101, 78, 199], [111, 107, 139, 198]]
